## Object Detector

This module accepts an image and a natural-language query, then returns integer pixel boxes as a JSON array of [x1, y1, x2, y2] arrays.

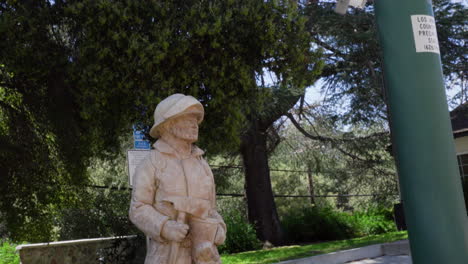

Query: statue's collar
[[153, 139, 205, 158]]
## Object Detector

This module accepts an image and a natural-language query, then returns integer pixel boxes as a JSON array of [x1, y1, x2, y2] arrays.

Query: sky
[[305, 79, 461, 110]]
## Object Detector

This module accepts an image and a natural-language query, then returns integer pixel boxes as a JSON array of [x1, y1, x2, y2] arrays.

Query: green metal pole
[[374, 0, 468, 263]]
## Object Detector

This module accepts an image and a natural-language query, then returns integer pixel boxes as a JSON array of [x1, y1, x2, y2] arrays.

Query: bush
[[55, 189, 137, 240], [281, 206, 354, 243], [281, 205, 396, 244], [0, 241, 20, 264], [217, 210, 261, 254], [347, 207, 396, 236]]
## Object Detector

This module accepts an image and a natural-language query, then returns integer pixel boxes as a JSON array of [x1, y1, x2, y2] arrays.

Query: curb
[[275, 240, 410, 264]]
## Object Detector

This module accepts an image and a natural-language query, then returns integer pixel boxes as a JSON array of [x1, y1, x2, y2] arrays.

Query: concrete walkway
[[275, 240, 411, 264], [347, 255, 412, 264]]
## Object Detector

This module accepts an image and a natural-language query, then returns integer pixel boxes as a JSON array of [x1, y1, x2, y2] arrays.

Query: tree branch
[[258, 88, 304, 130], [0, 100, 19, 113], [298, 94, 305, 120], [286, 112, 384, 162], [311, 35, 346, 58]]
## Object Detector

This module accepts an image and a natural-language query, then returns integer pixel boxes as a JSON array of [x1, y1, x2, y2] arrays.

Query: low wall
[[16, 235, 146, 264]]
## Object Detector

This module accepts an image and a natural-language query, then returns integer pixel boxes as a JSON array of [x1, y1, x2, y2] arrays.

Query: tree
[[240, 1, 467, 231], [0, 0, 85, 240], [287, 106, 397, 202], [304, 0, 467, 124], [235, 3, 322, 244], [433, 0, 468, 107], [0, 0, 321, 242], [268, 110, 397, 213], [274, 0, 467, 185]]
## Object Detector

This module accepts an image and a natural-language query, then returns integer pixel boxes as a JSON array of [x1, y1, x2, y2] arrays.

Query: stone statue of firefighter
[[129, 94, 226, 264]]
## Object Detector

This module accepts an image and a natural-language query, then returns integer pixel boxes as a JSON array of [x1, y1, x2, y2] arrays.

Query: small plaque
[[127, 149, 151, 186], [411, 15, 440, 54], [134, 140, 151, 149], [349, 0, 366, 8]]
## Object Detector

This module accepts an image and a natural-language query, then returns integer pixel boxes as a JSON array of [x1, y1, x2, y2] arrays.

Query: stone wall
[[16, 235, 146, 264]]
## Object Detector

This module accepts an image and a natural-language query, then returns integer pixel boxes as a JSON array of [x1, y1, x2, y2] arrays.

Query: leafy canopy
[[0, 0, 318, 241]]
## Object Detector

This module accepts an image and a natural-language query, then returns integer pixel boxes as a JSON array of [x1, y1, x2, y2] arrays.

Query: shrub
[[55, 190, 137, 240], [281, 206, 354, 243], [281, 205, 396, 244], [347, 207, 396, 236], [0, 241, 20, 264], [217, 211, 261, 254]]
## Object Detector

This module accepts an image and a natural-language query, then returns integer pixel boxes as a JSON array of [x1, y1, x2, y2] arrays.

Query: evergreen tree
[[305, 0, 466, 123], [0, 0, 320, 242]]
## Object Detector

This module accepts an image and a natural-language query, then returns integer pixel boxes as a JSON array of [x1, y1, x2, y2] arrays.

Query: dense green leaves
[[305, 1, 385, 124], [433, 0, 468, 106], [0, 0, 318, 241]]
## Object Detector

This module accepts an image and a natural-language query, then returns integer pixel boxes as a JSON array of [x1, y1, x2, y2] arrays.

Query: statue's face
[[168, 114, 199, 143]]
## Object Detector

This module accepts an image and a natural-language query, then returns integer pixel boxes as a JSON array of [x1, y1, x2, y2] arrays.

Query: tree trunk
[[307, 163, 316, 205], [240, 120, 284, 245]]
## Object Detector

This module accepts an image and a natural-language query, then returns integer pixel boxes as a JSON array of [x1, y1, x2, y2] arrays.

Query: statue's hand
[[214, 224, 226, 245], [161, 220, 189, 242]]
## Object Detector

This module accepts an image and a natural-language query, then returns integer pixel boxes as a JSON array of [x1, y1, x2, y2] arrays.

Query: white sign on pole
[[335, 0, 366, 15], [349, 0, 366, 8], [335, 0, 351, 15], [127, 149, 151, 186], [411, 15, 440, 54]]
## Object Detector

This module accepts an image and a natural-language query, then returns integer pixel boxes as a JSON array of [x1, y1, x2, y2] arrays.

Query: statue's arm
[[129, 155, 169, 242]]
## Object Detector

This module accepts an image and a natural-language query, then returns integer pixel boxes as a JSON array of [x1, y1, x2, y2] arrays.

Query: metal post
[[374, 0, 468, 263], [307, 163, 316, 205]]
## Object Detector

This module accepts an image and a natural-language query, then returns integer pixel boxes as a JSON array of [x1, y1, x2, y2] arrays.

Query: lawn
[[2, 231, 408, 264], [220, 231, 408, 264]]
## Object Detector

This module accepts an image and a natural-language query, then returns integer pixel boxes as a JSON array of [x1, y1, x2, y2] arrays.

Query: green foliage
[[0, 241, 20, 264], [210, 156, 245, 195], [221, 231, 408, 264], [348, 207, 396, 236], [216, 195, 262, 254], [55, 189, 137, 240], [218, 210, 262, 254], [270, 119, 398, 212], [281, 205, 396, 244], [281, 206, 353, 243], [53, 142, 136, 240], [305, 1, 385, 124], [305, 0, 467, 123], [432, 0, 468, 107], [0, 0, 318, 241]]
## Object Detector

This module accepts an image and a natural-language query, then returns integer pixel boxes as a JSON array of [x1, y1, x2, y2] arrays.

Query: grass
[[0, 241, 20, 264], [220, 231, 408, 264], [1, 231, 407, 264]]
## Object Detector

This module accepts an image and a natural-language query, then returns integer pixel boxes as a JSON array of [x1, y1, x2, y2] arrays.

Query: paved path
[[347, 255, 412, 264]]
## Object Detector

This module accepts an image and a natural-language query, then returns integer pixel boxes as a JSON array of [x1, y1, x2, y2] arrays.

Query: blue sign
[[134, 140, 151, 149], [133, 125, 151, 149], [133, 131, 145, 140]]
